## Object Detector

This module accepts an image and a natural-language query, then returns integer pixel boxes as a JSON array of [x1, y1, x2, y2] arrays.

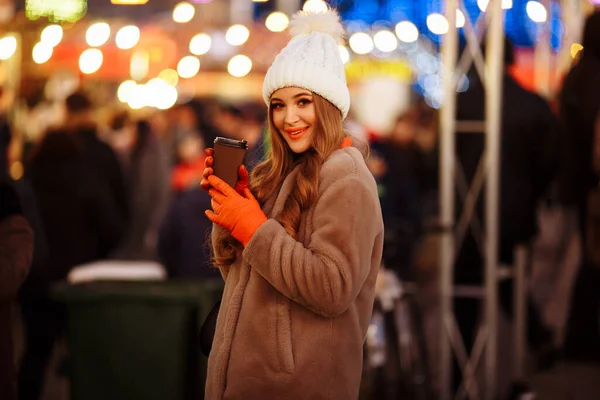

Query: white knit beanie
[[262, 9, 351, 119]]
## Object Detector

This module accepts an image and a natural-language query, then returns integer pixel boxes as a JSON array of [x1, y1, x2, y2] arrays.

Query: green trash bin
[[52, 280, 223, 400]]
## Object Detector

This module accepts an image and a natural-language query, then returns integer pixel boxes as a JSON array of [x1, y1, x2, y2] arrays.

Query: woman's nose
[[284, 108, 300, 124]]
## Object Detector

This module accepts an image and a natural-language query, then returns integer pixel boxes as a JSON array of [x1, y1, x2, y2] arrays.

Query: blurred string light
[[570, 43, 583, 58], [426, 13, 449, 35], [373, 30, 397, 52], [32, 42, 53, 64], [173, 2, 195, 23], [79, 48, 103, 74], [130, 50, 149, 80], [395, 21, 419, 43], [111, 0, 149, 3], [228, 54, 252, 77], [303, 0, 328, 13], [338, 45, 350, 64], [158, 69, 179, 86], [25, 0, 87, 23], [477, 0, 513, 11], [118, 80, 137, 103], [127, 84, 146, 109], [348, 32, 373, 54], [456, 10, 466, 28], [265, 12, 289, 32], [177, 56, 201, 78], [526, 1, 547, 23], [40, 25, 63, 47], [116, 25, 140, 50], [189, 33, 212, 55], [86, 22, 110, 47], [226, 24, 250, 46], [145, 78, 178, 109], [0, 36, 17, 60]]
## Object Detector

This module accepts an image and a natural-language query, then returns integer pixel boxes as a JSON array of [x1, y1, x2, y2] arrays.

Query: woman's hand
[[206, 175, 267, 247], [200, 148, 215, 191], [200, 148, 249, 195]]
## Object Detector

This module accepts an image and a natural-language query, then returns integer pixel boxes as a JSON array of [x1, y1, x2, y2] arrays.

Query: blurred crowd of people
[[0, 89, 271, 399]]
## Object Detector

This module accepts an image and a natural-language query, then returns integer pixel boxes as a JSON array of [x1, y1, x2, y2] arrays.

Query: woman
[[201, 9, 384, 400]]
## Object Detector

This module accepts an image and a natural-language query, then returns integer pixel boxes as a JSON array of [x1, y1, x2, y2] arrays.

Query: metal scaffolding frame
[[438, 0, 505, 398]]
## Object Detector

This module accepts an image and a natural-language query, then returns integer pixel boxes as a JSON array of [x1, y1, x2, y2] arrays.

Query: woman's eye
[[271, 103, 284, 109], [298, 99, 312, 106]]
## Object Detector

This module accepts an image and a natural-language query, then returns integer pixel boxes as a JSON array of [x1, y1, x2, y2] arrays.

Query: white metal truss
[[438, 0, 505, 398]]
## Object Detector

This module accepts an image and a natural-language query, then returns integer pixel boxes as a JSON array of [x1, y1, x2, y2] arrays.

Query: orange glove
[[200, 148, 249, 195], [205, 175, 267, 247]]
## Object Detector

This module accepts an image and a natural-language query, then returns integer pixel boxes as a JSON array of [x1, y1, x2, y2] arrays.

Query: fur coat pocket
[[275, 293, 295, 373]]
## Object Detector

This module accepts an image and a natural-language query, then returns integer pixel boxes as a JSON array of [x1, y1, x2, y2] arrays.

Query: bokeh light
[[189, 33, 211, 55], [265, 12, 289, 32], [158, 69, 179, 86], [227, 55, 252, 77], [395, 21, 419, 43], [338, 45, 350, 64], [41, 24, 63, 47], [0, 36, 17, 60], [32, 42, 53, 64], [86, 22, 110, 47], [526, 1, 548, 23], [427, 13, 449, 35], [79, 48, 103, 74], [177, 56, 200, 78], [116, 25, 140, 50], [373, 30, 398, 52], [117, 80, 137, 103], [302, 0, 328, 13], [349, 32, 374, 55], [226, 24, 250, 46], [173, 2, 195, 23]]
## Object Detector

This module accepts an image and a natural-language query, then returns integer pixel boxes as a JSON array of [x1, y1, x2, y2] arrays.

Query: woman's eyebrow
[[271, 93, 312, 103], [293, 92, 312, 98]]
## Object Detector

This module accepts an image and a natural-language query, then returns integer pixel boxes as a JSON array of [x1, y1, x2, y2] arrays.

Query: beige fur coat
[[206, 146, 384, 400]]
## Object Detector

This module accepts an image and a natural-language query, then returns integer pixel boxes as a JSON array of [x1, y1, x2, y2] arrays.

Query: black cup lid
[[214, 137, 248, 149]]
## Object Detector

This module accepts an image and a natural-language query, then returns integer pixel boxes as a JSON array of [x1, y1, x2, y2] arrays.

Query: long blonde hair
[[212, 93, 346, 266]]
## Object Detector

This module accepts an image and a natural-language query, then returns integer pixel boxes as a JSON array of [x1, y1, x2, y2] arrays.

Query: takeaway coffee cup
[[213, 137, 248, 188]]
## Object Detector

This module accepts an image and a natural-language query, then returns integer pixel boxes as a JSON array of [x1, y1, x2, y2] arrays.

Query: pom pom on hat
[[262, 8, 351, 119], [289, 10, 345, 44]]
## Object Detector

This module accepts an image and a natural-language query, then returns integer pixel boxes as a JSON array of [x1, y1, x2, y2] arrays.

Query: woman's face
[[270, 87, 317, 154]]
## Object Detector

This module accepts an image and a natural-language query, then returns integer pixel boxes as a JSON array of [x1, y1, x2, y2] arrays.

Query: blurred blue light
[[254, 0, 562, 51]]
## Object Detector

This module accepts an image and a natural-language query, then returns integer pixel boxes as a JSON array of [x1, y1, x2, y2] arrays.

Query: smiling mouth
[[285, 126, 309, 140]]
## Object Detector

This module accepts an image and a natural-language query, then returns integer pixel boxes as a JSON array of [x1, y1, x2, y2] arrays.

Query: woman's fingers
[[243, 188, 257, 202], [237, 165, 248, 181], [200, 167, 214, 190], [205, 209, 219, 224], [234, 165, 249, 194], [207, 175, 236, 196], [210, 198, 222, 213], [208, 189, 227, 206]]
